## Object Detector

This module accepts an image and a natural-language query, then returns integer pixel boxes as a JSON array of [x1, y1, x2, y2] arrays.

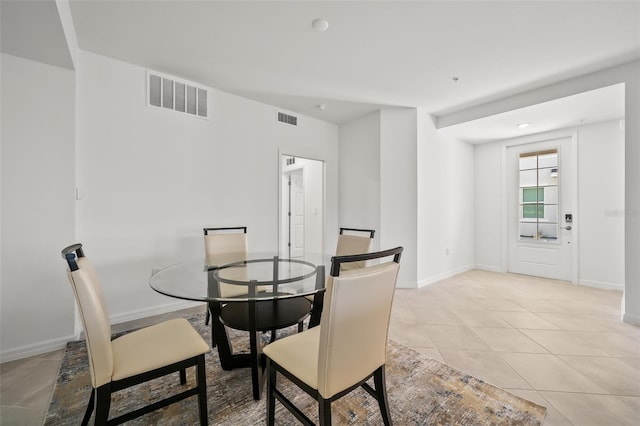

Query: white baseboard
[[622, 313, 640, 325], [474, 264, 504, 273], [417, 264, 474, 288], [578, 279, 624, 291], [0, 334, 75, 363], [395, 280, 418, 289], [0, 300, 203, 363]]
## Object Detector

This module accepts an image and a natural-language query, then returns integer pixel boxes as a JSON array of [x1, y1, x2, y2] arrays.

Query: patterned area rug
[[45, 313, 545, 425]]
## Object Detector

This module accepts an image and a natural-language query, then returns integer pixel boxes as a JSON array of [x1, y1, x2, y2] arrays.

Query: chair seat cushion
[[111, 318, 209, 381], [263, 326, 320, 390]]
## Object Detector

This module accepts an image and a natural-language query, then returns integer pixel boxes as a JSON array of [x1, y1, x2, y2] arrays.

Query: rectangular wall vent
[[147, 71, 208, 118], [277, 112, 298, 126]]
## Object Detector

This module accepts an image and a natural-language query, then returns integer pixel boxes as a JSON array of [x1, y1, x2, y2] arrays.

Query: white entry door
[[290, 172, 305, 257], [507, 137, 575, 281]]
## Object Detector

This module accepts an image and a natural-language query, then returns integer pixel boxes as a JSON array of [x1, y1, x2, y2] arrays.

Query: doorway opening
[[279, 154, 324, 257]]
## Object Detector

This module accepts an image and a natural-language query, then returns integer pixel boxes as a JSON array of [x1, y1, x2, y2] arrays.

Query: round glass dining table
[[149, 252, 330, 400]]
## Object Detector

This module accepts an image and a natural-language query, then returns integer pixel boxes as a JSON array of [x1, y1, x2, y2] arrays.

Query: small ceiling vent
[[277, 112, 298, 126], [147, 71, 208, 118]]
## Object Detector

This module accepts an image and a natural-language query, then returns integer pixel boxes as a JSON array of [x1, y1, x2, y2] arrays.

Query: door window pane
[[519, 170, 537, 188], [519, 155, 537, 170], [518, 150, 558, 241], [538, 223, 558, 240], [538, 152, 558, 168]]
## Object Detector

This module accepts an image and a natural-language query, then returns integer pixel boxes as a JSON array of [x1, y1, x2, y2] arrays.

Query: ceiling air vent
[[147, 71, 208, 118], [277, 112, 298, 126]]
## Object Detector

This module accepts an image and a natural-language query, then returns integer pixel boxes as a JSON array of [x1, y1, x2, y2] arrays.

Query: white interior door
[[290, 172, 305, 257], [507, 137, 575, 281]]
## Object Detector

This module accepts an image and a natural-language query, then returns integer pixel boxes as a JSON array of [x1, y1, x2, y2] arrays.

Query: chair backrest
[[317, 247, 402, 399], [203, 227, 249, 297], [203, 227, 248, 266], [335, 228, 375, 270], [62, 244, 114, 388]]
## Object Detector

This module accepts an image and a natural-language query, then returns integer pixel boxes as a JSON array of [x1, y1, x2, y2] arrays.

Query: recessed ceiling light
[[315, 104, 326, 111], [517, 122, 531, 129], [312, 18, 329, 32]]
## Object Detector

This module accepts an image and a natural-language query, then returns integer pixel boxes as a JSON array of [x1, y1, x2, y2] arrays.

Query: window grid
[[519, 150, 558, 241]]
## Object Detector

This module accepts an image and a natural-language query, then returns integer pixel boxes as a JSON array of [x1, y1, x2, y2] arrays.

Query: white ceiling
[[2, 1, 638, 141], [439, 82, 626, 144], [0, 0, 74, 70]]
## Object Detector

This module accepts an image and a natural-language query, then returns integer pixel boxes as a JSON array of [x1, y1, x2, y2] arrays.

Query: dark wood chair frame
[[62, 244, 209, 426], [339, 227, 375, 238], [266, 246, 403, 426]]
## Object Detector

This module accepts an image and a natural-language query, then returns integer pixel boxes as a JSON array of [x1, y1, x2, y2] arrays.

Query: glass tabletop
[[150, 252, 331, 302]]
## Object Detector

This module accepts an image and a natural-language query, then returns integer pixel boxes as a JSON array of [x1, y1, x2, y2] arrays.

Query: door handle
[[564, 225, 572, 230]]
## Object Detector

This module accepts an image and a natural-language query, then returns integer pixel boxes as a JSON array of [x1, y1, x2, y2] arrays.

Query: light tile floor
[[1, 270, 639, 425]]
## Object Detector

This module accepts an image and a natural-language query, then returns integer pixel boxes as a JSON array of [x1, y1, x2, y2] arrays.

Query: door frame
[[278, 151, 325, 255], [500, 130, 579, 283]]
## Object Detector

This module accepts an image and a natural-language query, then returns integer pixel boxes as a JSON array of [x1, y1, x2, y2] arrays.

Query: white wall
[[76, 50, 339, 323], [338, 108, 421, 287], [380, 109, 419, 287], [339, 107, 473, 288], [417, 112, 476, 285], [1, 53, 76, 360], [474, 119, 625, 289], [337, 111, 381, 250], [578, 120, 626, 288], [473, 142, 503, 271]]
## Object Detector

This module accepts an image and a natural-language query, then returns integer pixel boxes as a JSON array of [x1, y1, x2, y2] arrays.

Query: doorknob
[[564, 225, 572, 230]]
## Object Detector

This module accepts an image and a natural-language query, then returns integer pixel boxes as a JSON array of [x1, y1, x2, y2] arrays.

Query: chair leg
[[318, 396, 332, 426], [196, 355, 209, 426], [297, 320, 304, 333], [94, 384, 111, 426], [374, 366, 393, 426], [180, 368, 187, 385], [205, 308, 210, 325], [266, 359, 277, 426], [81, 388, 95, 426]]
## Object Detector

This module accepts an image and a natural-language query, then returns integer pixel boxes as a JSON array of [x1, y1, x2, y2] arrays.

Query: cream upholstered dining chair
[[203, 226, 249, 323], [61, 244, 210, 425], [335, 227, 375, 270], [263, 246, 403, 426], [305, 227, 376, 329]]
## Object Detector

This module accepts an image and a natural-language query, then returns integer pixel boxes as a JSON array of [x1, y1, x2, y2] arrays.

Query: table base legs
[[208, 300, 309, 400]]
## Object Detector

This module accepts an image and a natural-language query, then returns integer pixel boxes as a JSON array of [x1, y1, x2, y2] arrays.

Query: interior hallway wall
[[417, 112, 475, 286], [0, 53, 76, 360], [337, 111, 381, 252], [380, 108, 418, 288]]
